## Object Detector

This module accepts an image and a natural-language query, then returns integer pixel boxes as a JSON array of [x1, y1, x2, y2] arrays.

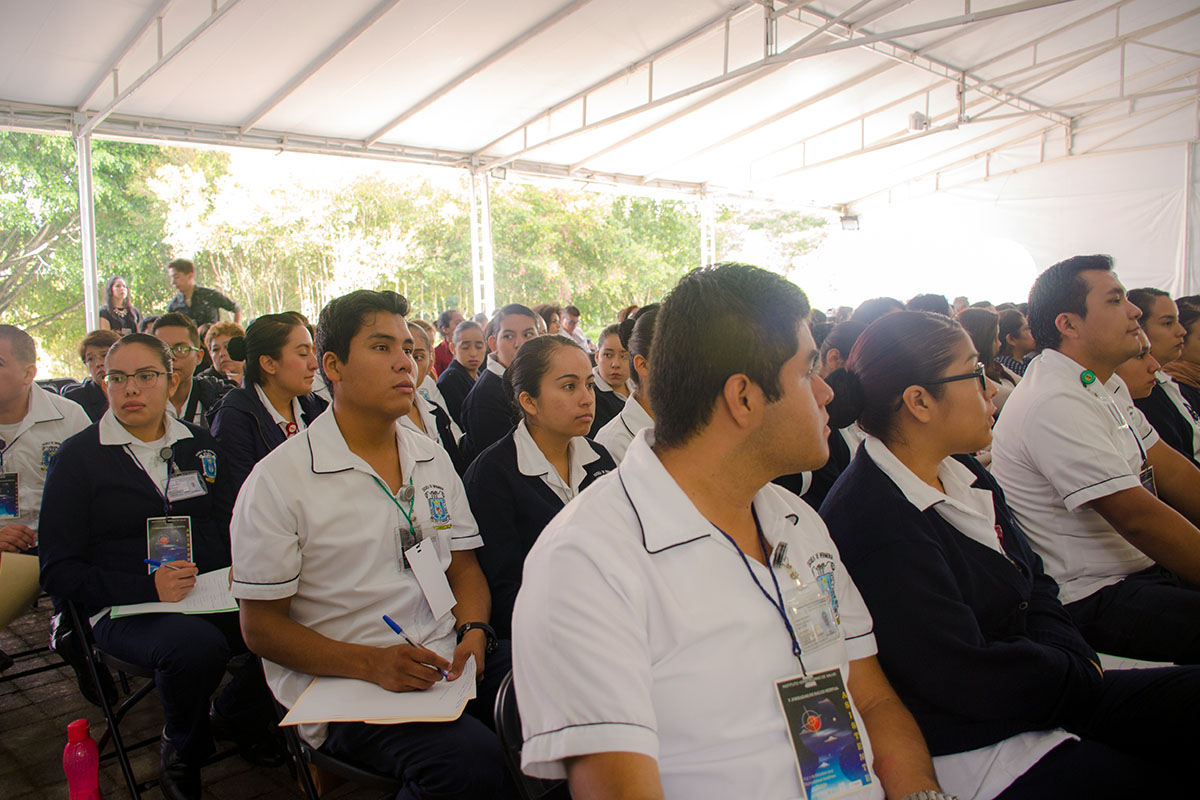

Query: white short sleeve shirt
[[991, 349, 1156, 603], [230, 409, 481, 747], [513, 431, 881, 800], [595, 393, 653, 464], [0, 384, 90, 530]]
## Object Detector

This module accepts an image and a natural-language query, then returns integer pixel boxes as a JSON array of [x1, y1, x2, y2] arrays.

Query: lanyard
[[1094, 389, 1146, 464], [714, 512, 807, 674], [370, 474, 416, 534], [123, 444, 177, 517]]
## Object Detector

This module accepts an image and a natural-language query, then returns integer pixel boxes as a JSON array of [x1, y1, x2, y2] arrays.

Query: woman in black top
[[97, 275, 143, 335], [39, 334, 278, 800], [463, 335, 614, 637], [819, 311, 1200, 800], [1127, 288, 1200, 464], [436, 319, 485, 427], [589, 322, 632, 436]]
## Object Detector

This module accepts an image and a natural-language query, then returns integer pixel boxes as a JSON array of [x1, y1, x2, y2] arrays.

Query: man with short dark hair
[[151, 314, 232, 427], [561, 304, 591, 352], [166, 259, 241, 325], [231, 290, 510, 799], [993, 254, 1200, 664], [433, 309, 464, 377], [459, 304, 538, 459], [61, 329, 122, 422], [513, 264, 945, 800]]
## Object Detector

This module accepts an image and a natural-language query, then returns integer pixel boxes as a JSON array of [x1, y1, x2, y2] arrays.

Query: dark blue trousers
[[93, 610, 271, 762], [1066, 564, 1200, 664], [995, 665, 1200, 798], [319, 640, 514, 800]]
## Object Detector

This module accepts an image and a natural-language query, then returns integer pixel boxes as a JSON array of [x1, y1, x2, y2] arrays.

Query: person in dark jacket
[[459, 304, 538, 461], [436, 319, 485, 428], [400, 320, 464, 472], [61, 329, 121, 422], [1127, 288, 1200, 464], [589, 321, 634, 436], [209, 313, 326, 498], [151, 313, 232, 428], [464, 335, 614, 637], [819, 311, 1200, 800], [38, 334, 278, 800]]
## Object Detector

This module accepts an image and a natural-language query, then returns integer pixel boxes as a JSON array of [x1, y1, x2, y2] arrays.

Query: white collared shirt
[[512, 419, 599, 504], [513, 430, 881, 800], [485, 353, 506, 379], [254, 383, 306, 438], [417, 373, 463, 443], [1155, 370, 1200, 456], [399, 393, 453, 453], [992, 349, 1157, 604], [595, 392, 653, 464], [0, 384, 90, 529], [98, 410, 194, 495], [591, 366, 635, 396], [230, 409, 480, 747], [166, 380, 203, 425], [860, 437, 1072, 800]]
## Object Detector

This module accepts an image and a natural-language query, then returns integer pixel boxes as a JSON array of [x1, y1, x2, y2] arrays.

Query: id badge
[[776, 668, 873, 800], [781, 575, 841, 655], [0, 472, 17, 520], [1140, 465, 1157, 497], [394, 522, 423, 571], [165, 471, 208, 503], [146, 516, 193, 572]]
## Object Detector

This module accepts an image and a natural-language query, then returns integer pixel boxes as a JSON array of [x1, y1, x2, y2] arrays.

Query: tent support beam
[[74, 128, 99, 331], [469, 170, 496, 318], [700, 196, 716, 268], [1183, 141, 1195, 295], [75, 0, 176, 111]]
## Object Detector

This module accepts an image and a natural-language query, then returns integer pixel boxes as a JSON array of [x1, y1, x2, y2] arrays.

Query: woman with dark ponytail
[[588, 321, 634, 435], [595, 305, 658, 462], [819, 311, 1200, 800], [209, 313, 327, 496], [462, 334, 615, 637]]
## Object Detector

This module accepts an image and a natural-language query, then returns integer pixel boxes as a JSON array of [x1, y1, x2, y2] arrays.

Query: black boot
[[210, 702, 286, 767], [159, 736, 202, 800]]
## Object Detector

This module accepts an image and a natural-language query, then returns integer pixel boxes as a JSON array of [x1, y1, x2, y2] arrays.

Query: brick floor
[[0, 601, 381, 799]]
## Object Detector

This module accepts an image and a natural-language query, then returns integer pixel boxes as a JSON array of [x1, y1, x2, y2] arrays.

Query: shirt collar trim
[[98, 408, 194, 447], [485, 354, 506, 378]]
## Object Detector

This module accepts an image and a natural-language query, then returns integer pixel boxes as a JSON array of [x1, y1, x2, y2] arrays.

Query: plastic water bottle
[[63, 718, 103, 799]]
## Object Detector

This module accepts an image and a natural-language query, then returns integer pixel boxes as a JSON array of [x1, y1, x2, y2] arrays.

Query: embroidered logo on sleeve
[[806, 552, 840, 623], [41, 442, 62, 471], [423, 485, 452, 529], [197, 449, 218, 483]]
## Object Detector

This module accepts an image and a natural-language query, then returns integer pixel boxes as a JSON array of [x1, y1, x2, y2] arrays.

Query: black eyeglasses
[[924, 362, 988, 393]]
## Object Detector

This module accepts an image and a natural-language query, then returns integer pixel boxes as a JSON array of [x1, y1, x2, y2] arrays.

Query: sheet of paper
[[111, 567, 237, 618], [0, 552, 40, 629], [281, 655, 477, 726], [406, 537, 456, 620]]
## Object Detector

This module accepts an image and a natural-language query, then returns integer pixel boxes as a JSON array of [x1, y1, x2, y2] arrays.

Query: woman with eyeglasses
[[818, 311, 1200, 800], [97, 275, 143, 335], [39, 333, 281, 800]]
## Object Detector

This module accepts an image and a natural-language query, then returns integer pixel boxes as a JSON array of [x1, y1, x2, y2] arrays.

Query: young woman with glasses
[[38, 333, 281, 800]]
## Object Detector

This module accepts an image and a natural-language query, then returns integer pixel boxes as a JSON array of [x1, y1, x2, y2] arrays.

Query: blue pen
[[144, 558, 181, 571], [382, 615, 450, 679]]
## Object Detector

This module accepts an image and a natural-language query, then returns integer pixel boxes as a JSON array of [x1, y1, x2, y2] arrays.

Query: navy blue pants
[[93, 610, 272, 762], [319, 640, 514, 800], [995, 665, 1200, 798], [1066, 564, 1200, 664]]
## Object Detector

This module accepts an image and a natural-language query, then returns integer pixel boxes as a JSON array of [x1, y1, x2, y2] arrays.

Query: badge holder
[[776, 670, 873, 800], [146, 517, 193, 573], [0, 472, 18, 520]]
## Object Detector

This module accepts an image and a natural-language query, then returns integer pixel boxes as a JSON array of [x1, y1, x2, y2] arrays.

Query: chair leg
[[281, 724, 321, 800]]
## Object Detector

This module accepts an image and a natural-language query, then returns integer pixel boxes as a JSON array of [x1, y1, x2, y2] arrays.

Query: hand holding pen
[[147, 558, 197, 602], [369, 614, 452, 692]]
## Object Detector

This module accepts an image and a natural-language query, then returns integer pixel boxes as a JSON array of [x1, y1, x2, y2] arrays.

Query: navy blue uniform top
[[60, 379, 109, 422], [436, 359, 476, 428], [1135, 383, 1197, 461], [589, 385, 625, 438], [774, 426, 854, 509], [209, 385, 327, 498], [38, 422, 236, 616], [459, 368, 518, 462], [463, 430, 615, 638], [819, 449, 1102, 756]]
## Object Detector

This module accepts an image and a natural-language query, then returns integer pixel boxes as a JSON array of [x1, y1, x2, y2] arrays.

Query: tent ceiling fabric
[[0, 0, 1196, 209]]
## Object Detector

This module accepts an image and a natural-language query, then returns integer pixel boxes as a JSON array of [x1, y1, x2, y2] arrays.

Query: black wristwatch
[[456, 622, 499, 655]]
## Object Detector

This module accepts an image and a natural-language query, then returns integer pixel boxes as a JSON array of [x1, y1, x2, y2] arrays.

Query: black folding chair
[[493, 669, 569, 800], [275, 701, 402, 799]]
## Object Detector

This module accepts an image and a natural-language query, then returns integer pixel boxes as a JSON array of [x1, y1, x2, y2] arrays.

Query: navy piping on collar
[[307, 427, 437, 475], [617, 467, 707, 555], [620, 412, 636, 438]]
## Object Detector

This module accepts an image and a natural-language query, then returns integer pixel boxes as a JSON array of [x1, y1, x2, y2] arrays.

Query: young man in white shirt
[[230, 290, 511, 799], [992, 255, 1200, 664], [513, 264, 948, 800]]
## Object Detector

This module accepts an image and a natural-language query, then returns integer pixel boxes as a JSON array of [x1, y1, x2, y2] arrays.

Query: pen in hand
[[382, 614, 450, 679], [144, 558, 182, 571]]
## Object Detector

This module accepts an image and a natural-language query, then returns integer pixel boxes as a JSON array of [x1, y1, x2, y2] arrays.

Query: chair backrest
[[493, 669, 568, 800]]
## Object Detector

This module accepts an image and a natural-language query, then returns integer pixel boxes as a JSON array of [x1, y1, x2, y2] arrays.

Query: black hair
[[108, 332, 174, 373], [851, 297, 904, 326], [230, 313, 310, 387], [408, 320, 431, 349], [651, 264, 809, 449], [564, 305, 581, 318], [956, 307, 1003, 382], [1180, 305, 1200, 339], [0, 325, 36, 365], [597, 323, 622, 350], [1176, 295, 1200, 311], [1028, 254, 1114, 350], [997, 308, 1028, 358], [620, 305, 659, 388], [436, 309, 461, 333], [316, 290, 409, 391], [452, 319, 482, 345], [103, 276, 134, 313], [810, 308, 827, 325], [502, 334, 588, 421], [810, 322, 833, 350], [493, 303, 538, 329], [532, 303, 564, 329], [167, 258, 195, 275], [820, 321, 867, 365], [906, 293, 951, 316], [827, 311, 965, 441], [1127, 287, 1171, 328], [151, 312, 201, 346], [994, 302, 1018, 312]]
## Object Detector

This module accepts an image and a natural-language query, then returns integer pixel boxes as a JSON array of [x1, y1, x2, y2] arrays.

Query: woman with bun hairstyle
[[209, 313, 326, 497], [463, 334, 615, 637], [595, 305, 658, 462], [819, 311, 1200, 800], [588, 322, 634, 435]]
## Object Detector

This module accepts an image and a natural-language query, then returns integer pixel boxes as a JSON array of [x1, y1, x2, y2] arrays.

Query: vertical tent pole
[[469, 169, 496, 318], [700, 195, 717, 267], [1184, 141, 1196, 295], [74, 126, 100, 331]]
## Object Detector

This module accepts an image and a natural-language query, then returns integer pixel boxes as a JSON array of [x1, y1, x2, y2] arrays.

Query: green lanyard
[[370, 474, 416, 534]]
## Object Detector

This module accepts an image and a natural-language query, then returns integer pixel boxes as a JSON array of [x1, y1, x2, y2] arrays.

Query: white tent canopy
[[1, 0, 1197, 316]]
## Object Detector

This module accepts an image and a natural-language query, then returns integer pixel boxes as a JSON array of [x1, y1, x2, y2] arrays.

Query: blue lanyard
[[123, 444, 177, 517], [714, 512, 807, 674]]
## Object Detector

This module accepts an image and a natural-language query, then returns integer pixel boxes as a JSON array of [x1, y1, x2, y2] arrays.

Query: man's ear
[[322, 351, 343, 387], [720, 373, 760, 429], [1056, 312, 1080, 342]]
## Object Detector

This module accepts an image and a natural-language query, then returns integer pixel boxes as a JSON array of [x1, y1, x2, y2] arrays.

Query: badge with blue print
[[0, 473, 18, 520], [776, 668, 872, 800], [196, 449, 218, 483], [423, 485, 452, 530], [41, 442, 61, 472]]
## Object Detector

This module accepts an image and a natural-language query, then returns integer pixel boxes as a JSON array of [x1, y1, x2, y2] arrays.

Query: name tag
[[781, 574, 841, 655], [776, 668, 873, 800], [166, 471, 208, 503], [0, 472, 18, 520], [405, 537, 456, 620], [146, 516, 193, 571]]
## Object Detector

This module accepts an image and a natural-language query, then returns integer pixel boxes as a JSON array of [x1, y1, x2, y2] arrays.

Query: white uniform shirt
[[595, 392, 653, 464], [484, 353, 505, 379], [512, 419, 600, 504], [254, 383, 307, 437], [513, 430, 882, 800], [0, 384, 90, 530], [861, 437, 1074, 800], [230, 410, 482, 747], [166, 380, 206, 426], [1155, 371, 1200, 456], [991, 349, 1157, 604], [98, 410, 195, 495]]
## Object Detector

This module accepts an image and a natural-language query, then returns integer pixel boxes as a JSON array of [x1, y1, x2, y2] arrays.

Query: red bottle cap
[[67, 719, 91, 743]]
